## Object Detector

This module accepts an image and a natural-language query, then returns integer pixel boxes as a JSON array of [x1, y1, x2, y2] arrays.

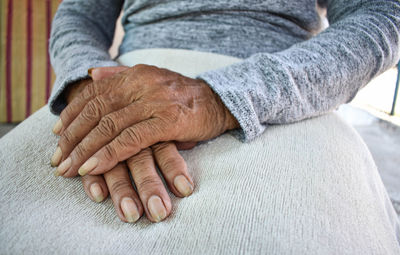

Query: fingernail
[[147, 195, 167, 222], [52, 119, 63, 135], [121, 197, 140, 223], [174, 175, 193, 197], [88, 68, 94, 77], [78, 157, 98, 176], [50, 147, 63, 167], [54, 157, 71, 176], [90, 183, 104, 203]]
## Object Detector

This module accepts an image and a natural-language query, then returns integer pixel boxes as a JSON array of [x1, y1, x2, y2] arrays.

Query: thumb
[[88, 66, 130, 81]]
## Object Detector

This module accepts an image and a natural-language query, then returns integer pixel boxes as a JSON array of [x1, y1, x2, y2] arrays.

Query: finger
[[52, 66, 132, 167], [126, 148, 172, 222], [58, 67, 133, 135], [51, 79, 92, 136], [77, 118, 168, 176], [81, 174, 109, 203], [55, 102, 152, 178], [90, 66, 129, 81], [56, 93, 130, 165], [58, 80, 106, 133], [152, 142, 194, 197], [104, 163, 143, 223]]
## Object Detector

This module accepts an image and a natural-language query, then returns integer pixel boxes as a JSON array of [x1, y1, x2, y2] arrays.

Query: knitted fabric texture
[[48, 0, 400, 141]]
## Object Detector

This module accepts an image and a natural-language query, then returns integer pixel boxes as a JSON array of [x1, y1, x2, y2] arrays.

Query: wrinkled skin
[[54, 64, 238, 177], [51, 65, 239, 223]]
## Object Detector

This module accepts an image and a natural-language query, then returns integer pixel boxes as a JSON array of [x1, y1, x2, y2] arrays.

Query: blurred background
[[0, 0, 399, 216]]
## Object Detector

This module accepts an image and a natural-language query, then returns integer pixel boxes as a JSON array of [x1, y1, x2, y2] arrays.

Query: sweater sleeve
[[48, 0, 124, 115], [197, 0, 400, 142]]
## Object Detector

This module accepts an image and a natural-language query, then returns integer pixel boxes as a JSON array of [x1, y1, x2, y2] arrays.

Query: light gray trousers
[[0, 49, 399, 254]]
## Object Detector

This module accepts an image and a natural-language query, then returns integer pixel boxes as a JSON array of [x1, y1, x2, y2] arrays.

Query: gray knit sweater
[[49, 0, 400, 141]]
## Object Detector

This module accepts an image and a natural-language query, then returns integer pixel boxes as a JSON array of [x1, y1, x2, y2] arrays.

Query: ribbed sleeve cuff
[[49, 60, 119, 115], [197, 68, 266, 142]]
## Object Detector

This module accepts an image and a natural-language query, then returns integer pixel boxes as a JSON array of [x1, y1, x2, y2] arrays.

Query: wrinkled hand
[[52, 64, 238, 178], [51, 66, 196, 223], [81, 142, 194, 223]]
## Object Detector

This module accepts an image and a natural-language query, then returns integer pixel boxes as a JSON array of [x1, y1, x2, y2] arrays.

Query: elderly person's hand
[[52, 64, 239, 178], [51, 66, 196, 223]]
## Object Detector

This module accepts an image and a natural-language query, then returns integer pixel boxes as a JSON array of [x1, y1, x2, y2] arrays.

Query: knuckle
[[132, 64, 161, 79], [137, 175, 161, 192], [123, 127, 143, 146], [73, 144, 89, 159], [152, 142, 171, 153], [133, 64, 148, 72], [159, 156, 183, 173], [98, 115, 118, 137], [103, 145, 117, 162], [60, 129, 75, 145], [82, 97, 104, 121], [82, 83, 96, 99], [60, 106, 73, 124], [128, 148, 153, 167], [110, 179, 132, 195]]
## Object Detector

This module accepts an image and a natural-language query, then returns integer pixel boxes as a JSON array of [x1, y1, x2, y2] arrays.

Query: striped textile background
[[0, 0, 60, 123]]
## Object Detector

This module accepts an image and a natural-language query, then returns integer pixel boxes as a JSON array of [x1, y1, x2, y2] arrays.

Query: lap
[[0, 106, 399, 254]]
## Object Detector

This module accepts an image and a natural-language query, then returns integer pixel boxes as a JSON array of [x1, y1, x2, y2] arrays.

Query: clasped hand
[[50, 64, 238, 222]]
